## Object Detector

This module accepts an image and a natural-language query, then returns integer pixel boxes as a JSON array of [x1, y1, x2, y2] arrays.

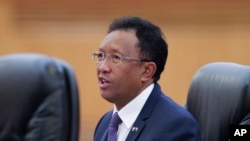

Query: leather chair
[[0, 53, 79, 141], [186, 62, 250, 141]]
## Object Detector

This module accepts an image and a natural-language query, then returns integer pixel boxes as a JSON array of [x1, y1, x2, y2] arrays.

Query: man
[[93, 16, 201, 141]]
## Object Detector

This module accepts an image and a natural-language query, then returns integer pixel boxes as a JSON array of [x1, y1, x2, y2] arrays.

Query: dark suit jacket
[[94, 83, 201, 141]]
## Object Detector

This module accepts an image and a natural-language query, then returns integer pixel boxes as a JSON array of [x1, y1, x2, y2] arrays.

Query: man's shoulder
[[155, 93, 196, 120]]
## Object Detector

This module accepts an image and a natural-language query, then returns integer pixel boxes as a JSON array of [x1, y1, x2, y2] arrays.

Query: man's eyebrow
[[98, 48, 125, 54]]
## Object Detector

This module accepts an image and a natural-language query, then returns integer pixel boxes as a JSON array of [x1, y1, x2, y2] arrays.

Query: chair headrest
[[186, 62, 250, 141], [0, 53, 79, 141]]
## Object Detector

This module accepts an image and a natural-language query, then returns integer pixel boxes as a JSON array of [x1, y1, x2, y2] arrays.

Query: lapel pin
[[131, 127, 139, 132]]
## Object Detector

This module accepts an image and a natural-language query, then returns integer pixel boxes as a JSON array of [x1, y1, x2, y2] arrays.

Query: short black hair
[[108, 16, 168, 82]]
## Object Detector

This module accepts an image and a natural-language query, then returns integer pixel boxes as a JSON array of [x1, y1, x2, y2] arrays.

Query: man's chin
[[101, 93, 114, 102]]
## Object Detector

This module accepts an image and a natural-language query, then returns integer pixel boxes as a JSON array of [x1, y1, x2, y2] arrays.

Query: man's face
[[96, 29, 145, 109]]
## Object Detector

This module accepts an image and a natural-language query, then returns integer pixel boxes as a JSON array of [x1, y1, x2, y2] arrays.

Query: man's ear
[[141, 62, 156, 82]]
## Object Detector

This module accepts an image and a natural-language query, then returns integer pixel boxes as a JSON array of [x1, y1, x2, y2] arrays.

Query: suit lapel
[[125, 83, 161, 141], [100, 128, 108, 141], [125, 116, 145, 141], [98, 111, 113, 141]]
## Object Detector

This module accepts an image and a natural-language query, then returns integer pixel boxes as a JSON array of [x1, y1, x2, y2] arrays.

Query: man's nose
[[97, 58, 111, 72]]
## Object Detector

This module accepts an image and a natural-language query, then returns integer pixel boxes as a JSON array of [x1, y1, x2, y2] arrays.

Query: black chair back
[[0, 53, 79, 141], [186, 62, 250, 141]]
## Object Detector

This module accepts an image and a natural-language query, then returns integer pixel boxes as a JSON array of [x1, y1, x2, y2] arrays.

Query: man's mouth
[[99, 77, 111, 89]]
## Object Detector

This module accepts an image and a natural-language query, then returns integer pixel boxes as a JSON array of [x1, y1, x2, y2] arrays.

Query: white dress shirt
[[113, 83, 154, 141]]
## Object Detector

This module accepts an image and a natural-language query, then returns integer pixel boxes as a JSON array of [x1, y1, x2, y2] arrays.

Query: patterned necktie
[[107, 112, 122, 141]]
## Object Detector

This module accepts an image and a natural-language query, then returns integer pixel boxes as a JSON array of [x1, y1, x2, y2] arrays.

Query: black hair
[[108, 16, 168, 82]]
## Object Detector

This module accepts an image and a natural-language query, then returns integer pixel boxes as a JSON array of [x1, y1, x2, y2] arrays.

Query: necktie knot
[[107, 112, 122, 141], [110, 112, 122, 128]]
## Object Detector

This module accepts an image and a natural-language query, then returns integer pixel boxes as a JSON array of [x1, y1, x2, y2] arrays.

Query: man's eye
[[97, 53, 104, 60], [112, 54, 121, 60]]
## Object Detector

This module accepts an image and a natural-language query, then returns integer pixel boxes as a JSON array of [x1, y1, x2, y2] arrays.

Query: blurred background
[[0, 0, 250, 140]]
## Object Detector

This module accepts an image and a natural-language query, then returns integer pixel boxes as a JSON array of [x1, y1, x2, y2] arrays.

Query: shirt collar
[[114, 83, 154, 129]]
